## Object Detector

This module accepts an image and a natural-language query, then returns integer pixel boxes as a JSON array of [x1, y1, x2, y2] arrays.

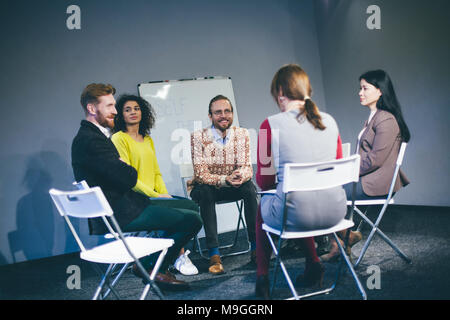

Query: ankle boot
[[255, 275, 270, 300], [321, 230, 363, 262], [319, 237, 346, 262], [338, 230, 363, 247], [296, 262, 325, 288]]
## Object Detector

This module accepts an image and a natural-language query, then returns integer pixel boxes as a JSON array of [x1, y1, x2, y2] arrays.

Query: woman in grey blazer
[[321, 69, 411, 262]]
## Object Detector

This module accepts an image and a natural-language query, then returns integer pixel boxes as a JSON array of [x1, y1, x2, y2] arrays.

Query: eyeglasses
[[212, 109, 232, 116]]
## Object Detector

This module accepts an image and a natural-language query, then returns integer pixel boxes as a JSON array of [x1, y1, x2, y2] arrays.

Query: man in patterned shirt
[[189, 95, 257, 274]]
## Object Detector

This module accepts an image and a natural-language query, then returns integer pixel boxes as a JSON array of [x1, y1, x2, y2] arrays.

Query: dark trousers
[[123, 198, 202, 272], [190, 180, 257, 250], [343, 181, 389, 200]]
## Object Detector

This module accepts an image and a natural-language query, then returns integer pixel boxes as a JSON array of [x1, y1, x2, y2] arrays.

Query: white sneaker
[[174, 250, 199, 275]]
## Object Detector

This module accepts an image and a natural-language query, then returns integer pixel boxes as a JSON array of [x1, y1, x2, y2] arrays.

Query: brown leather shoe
[[132, 264, 190, 291], [320, 231, 363, 262], [209, 254, 225, 275], [348, 230, 363, 246]]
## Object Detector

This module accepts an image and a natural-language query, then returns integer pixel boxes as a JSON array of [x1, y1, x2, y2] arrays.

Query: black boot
[[255, 275, 270, 300], [296, 262, 325, 288]]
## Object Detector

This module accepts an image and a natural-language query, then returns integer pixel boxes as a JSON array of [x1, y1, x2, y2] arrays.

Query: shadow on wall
[[8, 151, 79, 263], [0, 252, 7, 265]]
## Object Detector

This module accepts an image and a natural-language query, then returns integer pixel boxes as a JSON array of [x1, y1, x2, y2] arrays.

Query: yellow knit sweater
[[111, 131, 168, 197]]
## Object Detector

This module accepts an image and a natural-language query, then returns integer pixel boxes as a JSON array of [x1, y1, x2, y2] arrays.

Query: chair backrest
[[179, 163, 194, 198], [397, 142, 407, 166], [342, 143, 351, 158], [73, 180, 89, 190], [282, 154, 360, 193], [50, 185, 157, 270], [49, 186, 121, 252], [383, 142, 408, 200], [49, 187, 113, 218], [179, 163, 194, 178]]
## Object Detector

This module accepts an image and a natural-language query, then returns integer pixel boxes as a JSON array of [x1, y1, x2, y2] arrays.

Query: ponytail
[[299, 98, 326, 130]]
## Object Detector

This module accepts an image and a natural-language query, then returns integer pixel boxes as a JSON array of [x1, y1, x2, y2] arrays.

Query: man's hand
[[226, 170, 244, 187], [231, 169, 242, 181]]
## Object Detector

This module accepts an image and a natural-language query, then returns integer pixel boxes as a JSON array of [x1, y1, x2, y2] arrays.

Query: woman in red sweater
[[255, 64, 348, 299]]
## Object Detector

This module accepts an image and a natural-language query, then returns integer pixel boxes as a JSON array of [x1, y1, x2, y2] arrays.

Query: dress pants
[[190, 180, 257, 250], [123, 198, 202, 272]]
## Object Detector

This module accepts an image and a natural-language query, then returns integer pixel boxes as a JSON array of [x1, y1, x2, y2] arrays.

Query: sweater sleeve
[[79, 132, 137, 192], [336, 134, 343, 159], [149, 137, 168, 195], [256, 119, 276, 190], [360, 116, 399, 176], [236, 128, 253, 183], [133, 180, 160, 198]]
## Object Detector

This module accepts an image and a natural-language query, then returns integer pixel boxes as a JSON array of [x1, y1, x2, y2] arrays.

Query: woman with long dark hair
[[112, 94, 201, 276], [320, 69, 410, 262], [254, 64, 347, 298]]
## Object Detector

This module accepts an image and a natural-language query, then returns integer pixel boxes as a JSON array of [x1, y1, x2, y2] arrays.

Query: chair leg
[[333, 233, 367, 300], [354, 225, 411, 267], [194, 235, 209, 259], [266, 231, 344, 300], [354, 207, 411, 268], [102, 262, 131, 299], [194, 200, 251, 259], [270, 235, 282, 297], [140, 283, 153, 300], [92, 264, 121, 300], [231, 201, 244, 247], [138, 248, 169, 300], [374, 229, 411, 264], [221, 202, 251, 258], [265, 231, 299, 300]]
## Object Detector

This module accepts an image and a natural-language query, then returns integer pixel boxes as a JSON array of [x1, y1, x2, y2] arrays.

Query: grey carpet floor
[[0, 205, 449, 300]]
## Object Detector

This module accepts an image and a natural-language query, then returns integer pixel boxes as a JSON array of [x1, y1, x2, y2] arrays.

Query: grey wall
[[0, 0, 325, 265], [314, 0, 450, 206], [1, 0, 447, 266]]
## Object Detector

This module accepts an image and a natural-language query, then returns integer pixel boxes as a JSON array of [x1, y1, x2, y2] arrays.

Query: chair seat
[[258, 190, 276, 195], [347, 198, 394, 206], [262, 219, 354, 239], [80, 237, 174, 264], [215, 199, 242, 205]]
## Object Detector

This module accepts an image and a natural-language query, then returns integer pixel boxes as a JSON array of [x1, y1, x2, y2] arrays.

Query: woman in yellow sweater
[[112, 94, 200, 275]]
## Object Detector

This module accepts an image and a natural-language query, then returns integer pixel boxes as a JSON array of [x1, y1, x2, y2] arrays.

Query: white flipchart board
[[138, 77, 243, 236]]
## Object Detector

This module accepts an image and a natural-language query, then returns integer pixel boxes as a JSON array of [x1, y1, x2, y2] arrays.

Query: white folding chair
[[347, 142, 411, 268], [49, 185, 174, 300], [262, 155, 367, 300], [72, 181, 147, 299], [179, 163, 251, 259], [341, 142, 351, 158]]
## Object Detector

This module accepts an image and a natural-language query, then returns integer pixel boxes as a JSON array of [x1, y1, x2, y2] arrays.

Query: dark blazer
[[358, 110, 410, 196], [71, 120, 151, 234]]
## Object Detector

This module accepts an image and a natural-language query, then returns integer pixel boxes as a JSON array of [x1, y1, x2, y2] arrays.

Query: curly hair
[[113, 94, 156, 136]]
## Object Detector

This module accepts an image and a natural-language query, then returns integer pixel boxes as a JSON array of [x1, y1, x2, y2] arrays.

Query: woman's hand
[[157, 194, 173, 198]]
